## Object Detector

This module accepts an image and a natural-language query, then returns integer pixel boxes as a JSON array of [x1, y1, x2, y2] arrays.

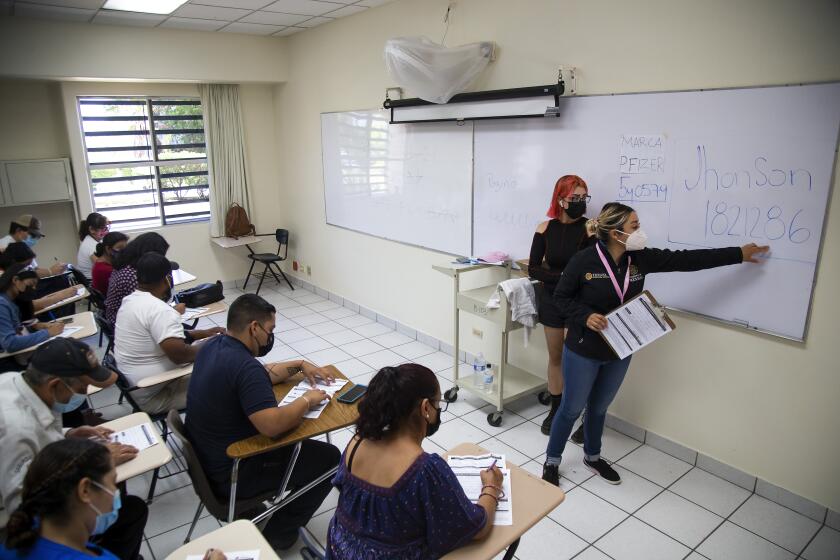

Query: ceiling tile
[[93, 10, 167, 26], [14, 2, 96, 21], [355, 0, 392, 6], [159, 16, 227, 30], [296, 15, 332, 27], [219, 21, 283, 34], [322, 3, 365, 17], [20, 0, 104, 8], [262, 0, 343, 16], [185, 0, 272, 8], [239, 10, 307, 26], [172, 3, 250, 21], [271, 25, 304, 36]]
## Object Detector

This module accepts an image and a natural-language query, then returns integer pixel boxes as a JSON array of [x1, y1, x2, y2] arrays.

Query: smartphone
[[58, 317, 74, 324], [337, 384, 367, 404]]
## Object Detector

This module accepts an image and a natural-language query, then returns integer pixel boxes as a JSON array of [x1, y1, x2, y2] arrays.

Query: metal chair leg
[[255, 264, 267, 294], [243, 259, 257, 290], [147, 466, 160, 504], [271, 263, 295, 291], [184, 503, 204, 544]]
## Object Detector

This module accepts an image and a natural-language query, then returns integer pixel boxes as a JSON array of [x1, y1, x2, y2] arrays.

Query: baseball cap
[[30, 338, 112, 383], [136, 252, 178, 284], [12, 214, 43, 238]]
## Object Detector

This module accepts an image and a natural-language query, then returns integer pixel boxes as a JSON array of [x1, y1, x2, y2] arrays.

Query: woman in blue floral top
[[326, 364, 504, 559]]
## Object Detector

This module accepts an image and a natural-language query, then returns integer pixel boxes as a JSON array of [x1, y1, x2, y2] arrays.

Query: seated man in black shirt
[[185, 293, 340, 550]]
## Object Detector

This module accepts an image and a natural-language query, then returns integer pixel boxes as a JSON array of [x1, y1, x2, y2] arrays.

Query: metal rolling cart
[[433, 262, 549, 426]]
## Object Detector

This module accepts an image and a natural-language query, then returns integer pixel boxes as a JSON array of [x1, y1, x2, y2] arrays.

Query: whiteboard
[[473, 84, 840, 341], [321, 110, 473, 256]]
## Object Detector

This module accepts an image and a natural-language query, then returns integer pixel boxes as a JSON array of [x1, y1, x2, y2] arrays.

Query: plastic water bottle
[[483, 363, 494, 394], [472, 353, 487, 388]]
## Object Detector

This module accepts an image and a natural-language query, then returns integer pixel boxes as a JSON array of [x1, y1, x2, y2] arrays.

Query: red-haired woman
[[528, 175, 594, 436]]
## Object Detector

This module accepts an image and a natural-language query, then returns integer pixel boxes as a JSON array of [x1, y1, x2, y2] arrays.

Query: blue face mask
[[89, 481, 121, 535], [24, 236, 38, 248], [51, 381, 86, 414]]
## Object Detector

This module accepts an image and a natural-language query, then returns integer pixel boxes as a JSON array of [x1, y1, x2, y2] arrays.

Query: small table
[[441, 443, 566, 560], [178, 300, 227, 322], [172, 269, 197, 286], [225, 365, 358, 523], [0, 310, 98, 358], [101, 412, 174, 483], [211, 235, 265, 249], [38, 286, 90, 315], [164, 519, 280, 560]]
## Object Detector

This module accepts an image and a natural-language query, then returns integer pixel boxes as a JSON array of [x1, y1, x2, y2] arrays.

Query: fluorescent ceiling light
[[103, 0, 189, 15]]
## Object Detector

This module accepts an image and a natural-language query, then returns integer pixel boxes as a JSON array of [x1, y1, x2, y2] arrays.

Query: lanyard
[[595, 243, 631, 304]]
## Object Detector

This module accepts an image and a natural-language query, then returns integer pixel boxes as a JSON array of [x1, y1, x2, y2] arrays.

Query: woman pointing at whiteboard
[[528, 176, 595, 436], [542, 202, 768, 486]]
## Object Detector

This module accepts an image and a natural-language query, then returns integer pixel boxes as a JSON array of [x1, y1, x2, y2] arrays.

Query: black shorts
[[538, 284, 566, 329]]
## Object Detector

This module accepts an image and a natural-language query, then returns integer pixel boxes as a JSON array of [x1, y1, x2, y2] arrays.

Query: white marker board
[[472, 83, 840, 341], [321, 110, 473, 256]]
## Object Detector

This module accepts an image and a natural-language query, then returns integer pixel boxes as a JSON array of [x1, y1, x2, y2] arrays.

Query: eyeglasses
[[564, 195, 591, 203], [436, 400, 450, 413]]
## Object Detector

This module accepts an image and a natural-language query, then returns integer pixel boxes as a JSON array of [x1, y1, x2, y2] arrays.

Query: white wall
[[0, 17, 288, 83], [273, 0, 840, 510], [0, 80, 78, 264]]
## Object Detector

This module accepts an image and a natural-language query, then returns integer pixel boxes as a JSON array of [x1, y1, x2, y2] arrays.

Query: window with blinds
[[78, 97, 210, 229]]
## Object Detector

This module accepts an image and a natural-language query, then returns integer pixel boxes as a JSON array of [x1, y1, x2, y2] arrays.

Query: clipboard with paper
[[599, 290, 676, 359]]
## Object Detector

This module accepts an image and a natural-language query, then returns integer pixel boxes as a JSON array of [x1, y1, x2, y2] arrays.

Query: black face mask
[[426, 404, 442, 437], [255, 323, 275, 357], [565, 201, 587, 220], [17, 285, 37, 302]]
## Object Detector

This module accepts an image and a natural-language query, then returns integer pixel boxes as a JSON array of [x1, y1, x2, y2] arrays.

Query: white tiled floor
[[79, 281, 838, 560]]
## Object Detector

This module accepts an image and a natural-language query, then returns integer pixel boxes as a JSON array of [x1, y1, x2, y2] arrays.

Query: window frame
[[77, 95, 211, 230]]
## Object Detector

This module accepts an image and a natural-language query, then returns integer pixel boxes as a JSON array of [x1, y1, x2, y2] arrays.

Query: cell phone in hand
[[337, 384, 367, 404]]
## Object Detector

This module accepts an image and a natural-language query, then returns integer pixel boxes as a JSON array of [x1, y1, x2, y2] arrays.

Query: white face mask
[[616, 228, 648, 251]]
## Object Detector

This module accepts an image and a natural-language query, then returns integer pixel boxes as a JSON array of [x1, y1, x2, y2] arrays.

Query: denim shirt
[[0, 294, 48, 353]]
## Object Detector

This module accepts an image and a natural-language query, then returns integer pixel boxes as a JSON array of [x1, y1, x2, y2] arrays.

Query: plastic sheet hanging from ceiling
[[384, 36, 494, 104]]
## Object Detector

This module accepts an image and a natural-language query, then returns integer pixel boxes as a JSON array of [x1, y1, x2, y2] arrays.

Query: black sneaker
[[542, 463, 560, 486], [540, 410, 556, 435], [584, 458, 621, 484], [570, 423, 585, 444]]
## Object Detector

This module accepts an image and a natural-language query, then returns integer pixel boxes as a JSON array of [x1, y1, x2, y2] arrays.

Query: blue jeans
[[545, 346, 632, 464]]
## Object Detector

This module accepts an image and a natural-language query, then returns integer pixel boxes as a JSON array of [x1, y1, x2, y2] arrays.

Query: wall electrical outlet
[[472, 328, 484, 339]]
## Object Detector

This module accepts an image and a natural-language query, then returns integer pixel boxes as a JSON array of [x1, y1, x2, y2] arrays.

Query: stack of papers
[[110, 423, 157, 451], [448, 453, 513, 525], [278, 378, 349, 419]]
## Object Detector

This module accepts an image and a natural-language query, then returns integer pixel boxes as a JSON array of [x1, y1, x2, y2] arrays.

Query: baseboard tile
[[697, 453, 757, 492], [604, 414, 646, 443], [643, 430, 698, 466], [755, 479, 827, 523]]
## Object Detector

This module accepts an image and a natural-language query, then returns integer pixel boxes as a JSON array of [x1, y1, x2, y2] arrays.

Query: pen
[[488, 459, 497, 470]]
